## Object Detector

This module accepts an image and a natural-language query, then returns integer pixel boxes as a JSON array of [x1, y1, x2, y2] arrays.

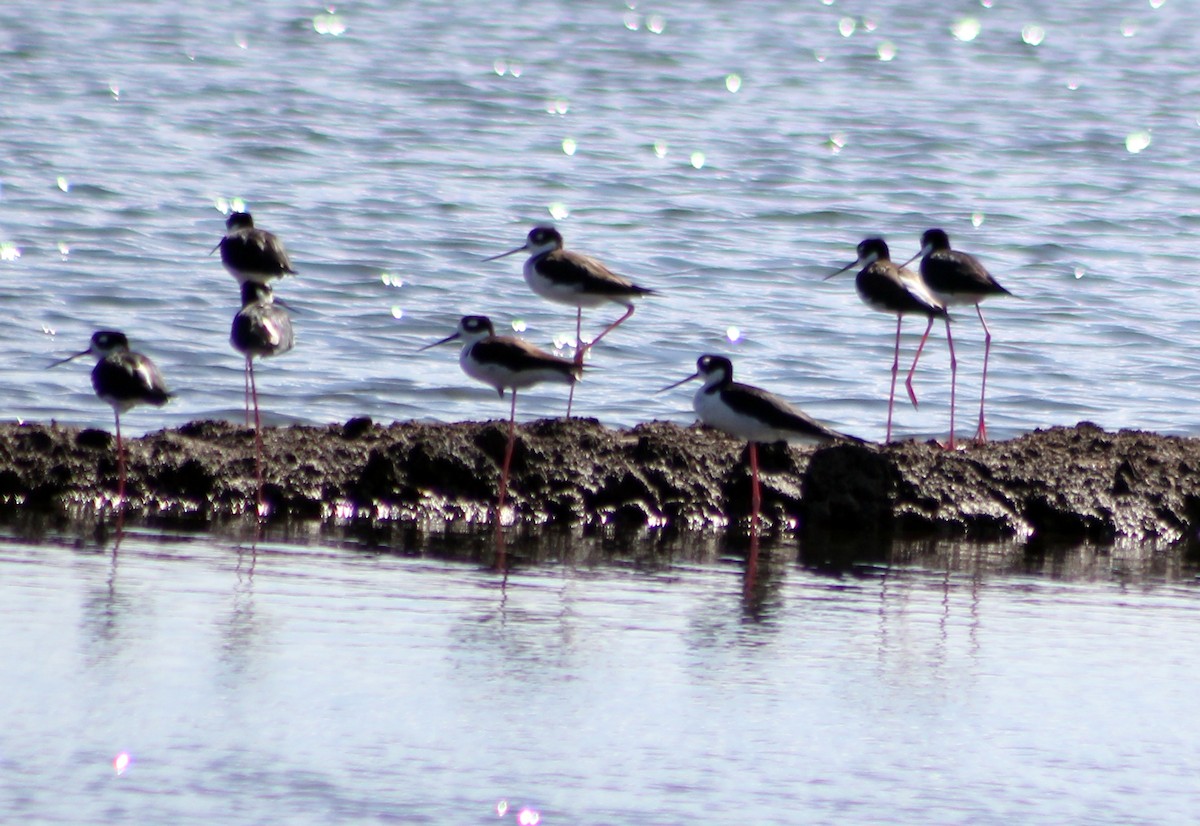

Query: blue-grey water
[[4, 1, 1200, 822]]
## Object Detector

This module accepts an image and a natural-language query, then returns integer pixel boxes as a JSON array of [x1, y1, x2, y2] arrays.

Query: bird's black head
[[697, 354, 734, 382], [91, 330, 130, 354], [921, 228, 951, 251], [460, 315, 496, 337], [226, 212, 254, 230], [858, 237, 890, 261], [240, 280, 274, 305], [527, 225, 564, 249]]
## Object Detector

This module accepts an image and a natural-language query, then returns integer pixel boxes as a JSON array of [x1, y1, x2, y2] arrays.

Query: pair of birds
[[829, 229, 1010, 450], [49, 212, 297, 505]]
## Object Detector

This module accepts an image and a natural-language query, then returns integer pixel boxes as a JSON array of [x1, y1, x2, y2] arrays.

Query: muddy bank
[[1, 418, 1198, 544]]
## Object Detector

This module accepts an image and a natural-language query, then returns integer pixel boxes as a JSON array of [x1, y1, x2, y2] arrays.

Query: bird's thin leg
[[749, 441, 761, 534], [887, 316, 901, 443], [975, 304, 993, 442], [945, 317, 957, 450], [114, 410, 125, 506], [243, 358, 252, 426], [249, 358, 264, 510], [905, 316, 935, 409], [497, 390, 518, 519], [584, 303, 635, 354], [566, 307, 583, 418]]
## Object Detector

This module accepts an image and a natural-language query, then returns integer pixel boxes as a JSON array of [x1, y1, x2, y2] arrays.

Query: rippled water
[[3, 0, 1200, 442], [2, 528, 1198, 824]]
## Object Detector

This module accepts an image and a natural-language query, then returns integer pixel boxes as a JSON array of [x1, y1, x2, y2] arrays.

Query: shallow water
[[2, 526, 1198, 824], [4, 0, 1200, 443]]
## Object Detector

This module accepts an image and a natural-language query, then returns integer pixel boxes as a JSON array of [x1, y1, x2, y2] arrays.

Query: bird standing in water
[[827, 237, 949, 444], [50, 331, 171, 504], [485, 225, 654, 417], [216, 211, 297, 285], [421, 315, 580, 521], [231, 281, 295, 507], [903, 228, 1011, 443]]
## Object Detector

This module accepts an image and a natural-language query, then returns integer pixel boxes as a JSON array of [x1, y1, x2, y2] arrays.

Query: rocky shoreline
[[1, 418, 1198, 545]]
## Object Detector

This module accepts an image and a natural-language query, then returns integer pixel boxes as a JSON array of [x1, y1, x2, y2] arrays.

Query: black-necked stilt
[[484, 225, 654, 416], [216, 212, 297, 285], [49, 331, 171, 504], [662, 354, 861, 530], [902, 228, 1011, 444], [420, 315, 580, 519], [231, 281, 294, 507], [827, 238, 949, 444]]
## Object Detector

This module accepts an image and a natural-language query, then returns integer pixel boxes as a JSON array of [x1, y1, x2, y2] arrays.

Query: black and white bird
[[484, 225, 654, 416], [662, 354, 861, 529], [50, 331, 171, 504], [903, 228, 1011, 444], [827, 237, 949, 444], [421, 315, 580, 517], [231, 280, 295, 430], [216, 212, 297, 285]]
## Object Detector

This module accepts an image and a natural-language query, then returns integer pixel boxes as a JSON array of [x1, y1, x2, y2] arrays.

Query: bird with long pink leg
[[485, 225, 654, 417], [49, 331, 171, 506], [827, 237, 950, 445]]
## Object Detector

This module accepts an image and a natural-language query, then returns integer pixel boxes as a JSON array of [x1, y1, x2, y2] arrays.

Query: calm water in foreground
[[2, 525, 1198, 824]]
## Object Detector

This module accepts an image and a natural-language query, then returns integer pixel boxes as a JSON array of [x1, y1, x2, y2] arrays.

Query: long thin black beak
[[47, 350, 88, 369], [482, 245, 526, 262], [823, 259, 861, 281], [898, 244, 932, 269], [658, 372, 699, 393], [418, 332, 461, 352], [209, 240, 222, 255]]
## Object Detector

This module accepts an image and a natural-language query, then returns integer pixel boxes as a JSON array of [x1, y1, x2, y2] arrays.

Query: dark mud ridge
[[2, 418, 1199, 544]]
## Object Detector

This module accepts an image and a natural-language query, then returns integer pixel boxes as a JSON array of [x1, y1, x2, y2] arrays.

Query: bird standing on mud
[[49, 331, 171, 505]]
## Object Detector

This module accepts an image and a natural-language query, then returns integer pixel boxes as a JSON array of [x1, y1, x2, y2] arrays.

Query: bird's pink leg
[[114, 411, 125, 506], [975, 304, 993, 442], [497, 390, 518, 518], [886, 316, 901, 443], [945, 317, 957, 450], [566, 307, 583, 418], [749, 441, 761, 534], [905, 316, 935, 409], [585, 303, 635, 354]]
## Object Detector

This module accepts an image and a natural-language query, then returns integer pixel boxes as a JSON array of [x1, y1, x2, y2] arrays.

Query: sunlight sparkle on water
[[1121, 18, 1138, 36], [826, 132, 847, 154], [548, 202, 570, 220], [57, 242, 70, 258], [216, 197, 247, 214], [653, 140, 668, 158], [623, 12, 640, 30], [381, 272, 403, 287], [726, 326, 741, 343], [312, 9, 346, 36], [494, 59, 523, 77], [877, 41, 896, 61], [497, 800, 508, 817], [56, 176, 69, 192], [517, 809, 541, 825], [113, 752, 131, 775], [546, 98, 569, 115], [952, 17, 981, 41], [972, 212, 985, 227], [1074, 267, 1086, 279], [1149, 0, 1165, 7], [1021, 25, 1045, 46], [646, 15, 665, 34], [0, 242, 21, 262], [690, 152, 705, 169], [390, 306, 404, 319], [108, 83, 120, 100], [1125, 130, 1151, 153], [511, 319, 527, 333], [561, 138, 577, 156], [725, 74, 742, 93], [838, 17, 855, 37]]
